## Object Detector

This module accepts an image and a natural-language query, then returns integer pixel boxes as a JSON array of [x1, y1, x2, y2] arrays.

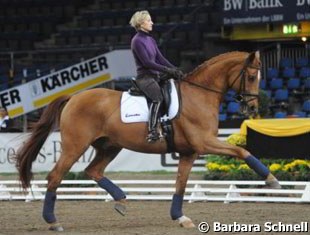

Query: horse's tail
[[15, 95, 71, 189]]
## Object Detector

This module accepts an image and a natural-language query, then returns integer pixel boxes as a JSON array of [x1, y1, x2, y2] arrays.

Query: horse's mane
[[187, 51, 249, 77]]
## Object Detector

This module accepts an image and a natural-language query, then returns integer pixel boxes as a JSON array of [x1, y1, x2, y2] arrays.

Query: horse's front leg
[[199, 137, 281, 188], [171, 153, 197, 228]]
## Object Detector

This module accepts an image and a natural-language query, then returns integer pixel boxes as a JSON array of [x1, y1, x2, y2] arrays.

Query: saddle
[[128, 78, 173, 116], [121, 78, 180, 152]]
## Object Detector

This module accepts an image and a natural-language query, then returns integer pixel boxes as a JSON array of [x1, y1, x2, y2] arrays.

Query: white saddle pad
[[121, 79, 179, 123]]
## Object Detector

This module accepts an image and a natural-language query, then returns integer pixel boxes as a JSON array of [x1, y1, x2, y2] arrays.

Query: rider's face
[[140, 15, 153, 32]]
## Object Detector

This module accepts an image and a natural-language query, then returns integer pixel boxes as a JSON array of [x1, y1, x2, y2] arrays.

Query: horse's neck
[[179, 81, 221, 127]]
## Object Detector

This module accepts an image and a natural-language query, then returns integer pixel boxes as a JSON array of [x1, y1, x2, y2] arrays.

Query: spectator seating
[[279, 57, 293, 69], [224, 90, 236, 102], [299, 67, 310, 79], [226, 101, 241, 119], [266, 67, 279, 80], [282, 67, 295, 79], [269, 78, 283, 90], [0, 0, 93, 51], [274, 89, 289, 103], [219, 113, 227, 121], [274, 111, 287, 118], [296, 57, 309, 68], [293, 111, 306, 118], [304, 79, 310, 91], [287, 78, 301, 92], [302, 99, 310, 114], [259, 79, 266, 89]]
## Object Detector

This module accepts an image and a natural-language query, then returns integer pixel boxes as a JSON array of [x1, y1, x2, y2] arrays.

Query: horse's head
[[228, 51, 261, 117], [183, 51, 261, 117]]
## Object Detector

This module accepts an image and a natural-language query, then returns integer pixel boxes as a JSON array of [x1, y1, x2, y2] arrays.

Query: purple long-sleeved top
[[131, 30, 174, 77]]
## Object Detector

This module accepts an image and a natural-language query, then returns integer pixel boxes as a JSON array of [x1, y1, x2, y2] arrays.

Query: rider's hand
[[164, 67, 184, 80]]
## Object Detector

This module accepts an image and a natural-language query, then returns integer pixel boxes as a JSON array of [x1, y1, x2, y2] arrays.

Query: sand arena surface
[[0, 200, 309, 235], [0, 173, 309, 235]]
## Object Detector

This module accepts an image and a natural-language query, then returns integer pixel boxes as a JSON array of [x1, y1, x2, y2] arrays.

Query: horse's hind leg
[[43, 140, 90, 231], [85, 144, 126, 215]]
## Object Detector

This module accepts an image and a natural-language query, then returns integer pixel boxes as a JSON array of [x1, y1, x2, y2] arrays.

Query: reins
[[179, 78, 223, 94], [179, 55, 261, 105]]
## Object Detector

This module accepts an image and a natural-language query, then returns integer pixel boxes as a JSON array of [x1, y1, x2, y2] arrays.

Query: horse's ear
[[248, 51, 259, 62], [255, 50, 260, 60]]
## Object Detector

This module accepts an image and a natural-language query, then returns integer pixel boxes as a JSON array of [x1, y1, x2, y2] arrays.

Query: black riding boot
[[147, 102, 161, 143]]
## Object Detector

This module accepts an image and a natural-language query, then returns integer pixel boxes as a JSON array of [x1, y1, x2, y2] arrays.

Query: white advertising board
[[0, 133, 206, 173]]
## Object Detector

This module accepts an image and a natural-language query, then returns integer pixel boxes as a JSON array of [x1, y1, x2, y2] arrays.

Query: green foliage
[[258, 89, 270, 117]]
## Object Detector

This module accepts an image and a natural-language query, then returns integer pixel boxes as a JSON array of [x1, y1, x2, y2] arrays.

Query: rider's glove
[[164, 67, 184, 80]]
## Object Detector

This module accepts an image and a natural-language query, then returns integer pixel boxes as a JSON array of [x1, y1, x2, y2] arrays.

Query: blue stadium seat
[[302, 100, 310, 113], [274, 111, 287, 118], [0, 76, 9, 91], [279, 57, 293, 69], [282, 67, 295, 79], [219, 103, 223, 113], [259, 79, 266, 89], [304, 79, 310, 90], [264, 89, 272, 98], [269, 78, 283, 90], [224, 90, 236, 102], [296, 57, 309, 68], [219, 113, 227, 121], [287, 78, 300, 91], [227, 101, 240, 114], [274, 89, 288, 102], [299, 67, 310, 79], [266, 67, 279, 80], [293, 111, 306, 118]]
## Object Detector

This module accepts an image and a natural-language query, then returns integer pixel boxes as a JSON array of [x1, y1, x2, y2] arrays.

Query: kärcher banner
[[0, 50, 136, 118]]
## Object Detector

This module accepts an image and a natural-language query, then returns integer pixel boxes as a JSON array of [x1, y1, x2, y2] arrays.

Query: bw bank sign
[[222, 0, 310, 25], [0, 50, 136, 118]]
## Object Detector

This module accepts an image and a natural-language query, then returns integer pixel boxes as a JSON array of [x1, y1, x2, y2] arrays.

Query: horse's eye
[[248, 75, 256, 82]]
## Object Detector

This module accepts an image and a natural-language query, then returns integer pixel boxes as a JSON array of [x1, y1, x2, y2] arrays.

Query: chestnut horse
[[15, 51, 280, 231]]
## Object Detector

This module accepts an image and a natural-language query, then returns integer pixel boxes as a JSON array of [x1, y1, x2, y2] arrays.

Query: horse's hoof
[[178, 216, 195, 228], [114, 202, 126, 216], [48, 223, 64, 232], [265, 180, 281, 189]]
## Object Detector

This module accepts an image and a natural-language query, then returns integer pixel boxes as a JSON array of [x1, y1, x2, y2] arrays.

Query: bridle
[[180, 55, 261, 114], [228, 57, 261, 112]]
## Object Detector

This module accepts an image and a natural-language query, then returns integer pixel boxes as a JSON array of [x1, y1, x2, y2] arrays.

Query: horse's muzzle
[[241, 103, 258, 118], [248, 105, 259, 118]]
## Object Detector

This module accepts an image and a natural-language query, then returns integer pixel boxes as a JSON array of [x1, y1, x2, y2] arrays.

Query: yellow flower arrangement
[[206, 158, 309, 174], [269, 163, 282, 172], [219, 165, 231, 172], [238, 164, 250, 170], [283, 160, 310, 171], [226, 133, 246, 147], [206, 162, 236, 171], [206, 162, 221, 171], [205, 155, 310, 180]]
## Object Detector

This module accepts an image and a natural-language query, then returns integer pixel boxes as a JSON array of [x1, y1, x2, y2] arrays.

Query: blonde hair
[[129, 10, 150, 30]]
